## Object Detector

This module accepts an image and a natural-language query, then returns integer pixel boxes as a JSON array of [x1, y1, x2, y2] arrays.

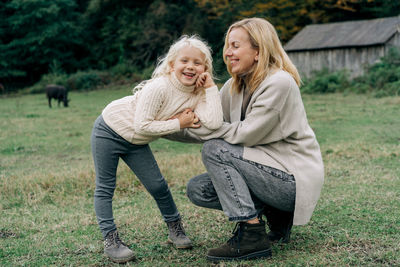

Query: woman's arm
[[163, 129, 204, 144], [188, 107, 281, 147], [186, 74, 294, 146]]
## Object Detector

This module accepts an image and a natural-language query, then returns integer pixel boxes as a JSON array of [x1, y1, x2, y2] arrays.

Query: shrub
[[345, 82, 370, 94], [27, 73, 69, 94], [301, 68, 350, 94], [375, 80, 400, 98], [364, 48, 400, 97], [110, 62, 137, 78], [66, 70, 111, 91]]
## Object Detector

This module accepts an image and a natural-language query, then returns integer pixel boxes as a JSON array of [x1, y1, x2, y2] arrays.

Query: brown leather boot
[[264, 205, 294, 243], [207, 221, 272, 262]]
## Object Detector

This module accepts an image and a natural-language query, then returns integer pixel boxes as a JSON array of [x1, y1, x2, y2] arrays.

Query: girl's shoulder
[[135, 76, 171, 102], [142, 76, 169, 90], [140, 76, 171, 96]]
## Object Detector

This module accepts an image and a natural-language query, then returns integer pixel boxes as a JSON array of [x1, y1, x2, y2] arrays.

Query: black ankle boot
[[206, 221, 272, 262], [263, 205, 294, 243]]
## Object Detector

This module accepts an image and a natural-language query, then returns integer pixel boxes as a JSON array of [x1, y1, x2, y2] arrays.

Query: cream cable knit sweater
[[102, 73, 223, 145]]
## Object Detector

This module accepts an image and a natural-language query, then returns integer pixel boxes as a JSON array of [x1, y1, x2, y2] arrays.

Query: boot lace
[[227, 222, 244, 253], [105, 231, 127, 248], [169, 221, 186, 237]]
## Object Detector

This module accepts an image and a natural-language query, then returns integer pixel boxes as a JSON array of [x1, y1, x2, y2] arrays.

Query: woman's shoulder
[[259, 70, 298, 93], [222, 77, 233, 86], [220, 78, 233, 94], [267, 70, 296, 86]]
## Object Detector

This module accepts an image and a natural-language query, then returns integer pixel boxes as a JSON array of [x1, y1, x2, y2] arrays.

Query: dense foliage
[[0, 0, 399, 93]]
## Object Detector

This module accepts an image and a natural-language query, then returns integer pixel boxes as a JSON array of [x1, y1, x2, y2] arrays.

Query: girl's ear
[[169, 61, 175, 72]]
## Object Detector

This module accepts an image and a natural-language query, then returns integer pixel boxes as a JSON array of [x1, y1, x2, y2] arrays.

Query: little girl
[[90, 35, 223, 263]]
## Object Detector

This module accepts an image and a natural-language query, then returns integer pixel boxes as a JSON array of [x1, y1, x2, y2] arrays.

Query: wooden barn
[[284, 16, 400, 78]]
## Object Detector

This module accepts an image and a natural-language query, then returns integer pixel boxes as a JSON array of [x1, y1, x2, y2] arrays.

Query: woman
[[169, 17, 324, 262]]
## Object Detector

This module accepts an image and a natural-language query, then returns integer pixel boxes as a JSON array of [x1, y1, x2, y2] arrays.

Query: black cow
[[46, 84, 69, 108]]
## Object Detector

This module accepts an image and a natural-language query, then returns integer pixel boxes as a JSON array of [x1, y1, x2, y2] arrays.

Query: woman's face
[[224, 27, 258, 75]]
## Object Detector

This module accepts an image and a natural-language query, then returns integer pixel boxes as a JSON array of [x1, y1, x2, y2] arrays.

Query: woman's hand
[[170, 108, 200, 129], [196, 72, 216, 89]]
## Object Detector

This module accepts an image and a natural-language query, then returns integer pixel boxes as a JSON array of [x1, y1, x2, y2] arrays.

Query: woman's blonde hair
[[223, 17, 301, 94], [134, 35, 213, 92]]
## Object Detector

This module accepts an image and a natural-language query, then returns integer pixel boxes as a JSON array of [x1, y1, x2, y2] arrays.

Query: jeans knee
[[186, 177, 199, 204], [202, 139, 226, 161]]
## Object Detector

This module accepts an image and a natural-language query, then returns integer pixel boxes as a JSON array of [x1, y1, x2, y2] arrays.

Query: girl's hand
[[171, 108, 200, 129], [196, 72, 215, 89]]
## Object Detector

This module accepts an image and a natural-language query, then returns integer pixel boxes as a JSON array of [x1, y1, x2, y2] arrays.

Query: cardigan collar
[[169, 72, 196, 93], [230, 88, 243, 122]]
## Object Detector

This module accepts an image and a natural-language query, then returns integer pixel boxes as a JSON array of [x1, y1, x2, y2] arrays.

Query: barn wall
[[386, 32, 400, 48], [287, 45, 387, 78]]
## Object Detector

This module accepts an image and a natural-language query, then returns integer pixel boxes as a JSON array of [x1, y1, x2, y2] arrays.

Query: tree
[[194, 0, 400, 43], [0, 0, 89, 90], [82, 0, 211, 70], [1, 0, 398, 91]]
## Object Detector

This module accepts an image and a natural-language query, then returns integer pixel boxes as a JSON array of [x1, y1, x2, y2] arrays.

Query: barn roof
[[284, 16, 400, 52]]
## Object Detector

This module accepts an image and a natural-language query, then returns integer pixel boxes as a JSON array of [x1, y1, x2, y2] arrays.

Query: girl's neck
[[169, 72, 196, 93]]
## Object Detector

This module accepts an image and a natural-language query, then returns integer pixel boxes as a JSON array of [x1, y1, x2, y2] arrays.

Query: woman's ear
[[255, 51, 259, 62]]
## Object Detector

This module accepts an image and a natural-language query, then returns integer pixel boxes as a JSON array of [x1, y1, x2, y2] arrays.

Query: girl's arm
[[193, 73, 223, 130], [133, 83, 181, 136]]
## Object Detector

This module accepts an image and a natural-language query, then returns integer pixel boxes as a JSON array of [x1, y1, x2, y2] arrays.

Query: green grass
[[0, 87, 399, 266]]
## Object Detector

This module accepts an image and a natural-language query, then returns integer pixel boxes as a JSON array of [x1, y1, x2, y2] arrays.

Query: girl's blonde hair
[[223, 18, 301, 94], [134, 35, 213, 92]]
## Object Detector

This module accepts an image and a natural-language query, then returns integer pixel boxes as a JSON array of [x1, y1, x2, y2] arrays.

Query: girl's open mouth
[[183, 72, 195, 79]]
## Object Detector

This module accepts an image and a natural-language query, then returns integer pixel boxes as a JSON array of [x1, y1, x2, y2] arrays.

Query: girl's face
[[171, 46, 206, 86], [225, 27, 258, 75]]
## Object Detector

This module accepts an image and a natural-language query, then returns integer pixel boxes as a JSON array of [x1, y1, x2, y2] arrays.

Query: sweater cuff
[[172, 118, 181, 132]]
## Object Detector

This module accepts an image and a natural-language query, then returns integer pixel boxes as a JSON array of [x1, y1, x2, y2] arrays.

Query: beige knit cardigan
[[174, 70, 324, 225], [102, 73, 223, 145]]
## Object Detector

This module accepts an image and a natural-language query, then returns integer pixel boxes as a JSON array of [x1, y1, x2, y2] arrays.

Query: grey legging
[[91, 115, 180, 238]]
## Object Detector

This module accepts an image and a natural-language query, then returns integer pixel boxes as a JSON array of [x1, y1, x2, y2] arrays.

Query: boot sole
[[268, 236, 290, 244], [105, 254, 135, 263], [167, 238, 193, 249], [207, 248, 272, 262]]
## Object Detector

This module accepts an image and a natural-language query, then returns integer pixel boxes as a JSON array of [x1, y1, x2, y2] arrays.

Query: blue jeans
[[187, 139, 296, 222], [91, 116, 180, 238]]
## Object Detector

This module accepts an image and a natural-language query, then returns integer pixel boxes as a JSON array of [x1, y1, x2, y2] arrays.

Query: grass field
[[0, 86, 399, 266]]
